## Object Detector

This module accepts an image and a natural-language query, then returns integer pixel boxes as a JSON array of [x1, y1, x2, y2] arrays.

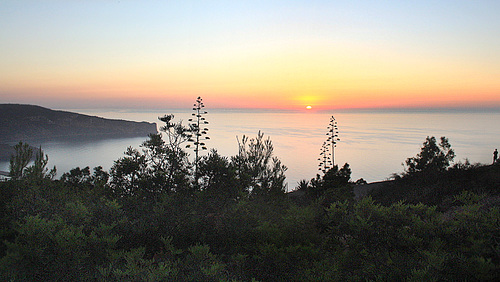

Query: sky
[[1, 0, 500, 110]]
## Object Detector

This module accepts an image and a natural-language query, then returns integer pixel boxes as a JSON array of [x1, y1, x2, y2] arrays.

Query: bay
[[1, 108, 499, 190]]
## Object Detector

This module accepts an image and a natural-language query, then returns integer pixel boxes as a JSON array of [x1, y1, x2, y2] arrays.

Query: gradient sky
[[1, 0, 499, 110]]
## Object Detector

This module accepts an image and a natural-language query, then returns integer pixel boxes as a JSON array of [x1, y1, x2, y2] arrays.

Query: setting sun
[[1, 1, 500, 111], [306, 105, 312, 110]]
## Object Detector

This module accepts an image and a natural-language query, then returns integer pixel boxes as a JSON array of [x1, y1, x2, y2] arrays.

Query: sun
[[306, 105, 312, 110]]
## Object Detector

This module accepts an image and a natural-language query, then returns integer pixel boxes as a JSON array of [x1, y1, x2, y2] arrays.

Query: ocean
[[1, 108, 499, 190]]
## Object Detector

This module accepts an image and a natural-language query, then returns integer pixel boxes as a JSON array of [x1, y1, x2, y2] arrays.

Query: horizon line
[[2, 102, 500, 113]]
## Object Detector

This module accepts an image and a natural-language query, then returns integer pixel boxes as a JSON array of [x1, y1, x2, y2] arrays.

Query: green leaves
[[324, 193, 499, 280]]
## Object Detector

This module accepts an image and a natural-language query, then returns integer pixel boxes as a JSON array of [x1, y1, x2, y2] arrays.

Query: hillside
[[0, 104, 157, 144], [0, 104, 158, 163], [368, 164, 500, 210]]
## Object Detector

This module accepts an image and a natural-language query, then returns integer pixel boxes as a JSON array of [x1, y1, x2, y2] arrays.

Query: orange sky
[[1, 1, 499, 110]]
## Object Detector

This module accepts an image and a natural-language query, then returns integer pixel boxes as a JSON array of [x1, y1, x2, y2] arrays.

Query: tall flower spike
[[187, 96, 210, 180], [318, 116, 340, 173]]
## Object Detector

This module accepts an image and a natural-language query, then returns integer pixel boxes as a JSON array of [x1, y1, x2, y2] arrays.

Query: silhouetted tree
[[61, 166, 91, 185], [109, 115, 192, 198], [157, 114, 192, 191], [24, 146, 56, 180], [142, 133, 189, 192], [233, 131, 287, 197], [9, 143, 55, 180], [322, 163, 351, 188], [8, 142, 33, 180], [61, 166, 109, 190], [109, 137, 190, 198], [158, 114, 191, 154], [405, 136, 455, 175], [109, 146, 147, 197], [308, 163, 353, 203], [197, 149, 241, 207]]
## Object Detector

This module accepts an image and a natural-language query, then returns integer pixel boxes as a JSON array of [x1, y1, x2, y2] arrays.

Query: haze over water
[[2, 108, 498, 190]]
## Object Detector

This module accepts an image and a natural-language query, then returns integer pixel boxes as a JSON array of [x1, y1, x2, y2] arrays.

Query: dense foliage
[[1, 127, 499, 280]]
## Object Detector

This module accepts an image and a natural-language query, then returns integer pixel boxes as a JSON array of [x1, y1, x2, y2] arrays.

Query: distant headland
[[0, 104, 157, 161]]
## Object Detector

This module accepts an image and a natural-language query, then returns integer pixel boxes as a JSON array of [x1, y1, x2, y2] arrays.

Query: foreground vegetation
[[1, 112, 499, 280]]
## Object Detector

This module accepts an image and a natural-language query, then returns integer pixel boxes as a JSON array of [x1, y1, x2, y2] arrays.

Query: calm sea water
[[2, 109, 499, 190]]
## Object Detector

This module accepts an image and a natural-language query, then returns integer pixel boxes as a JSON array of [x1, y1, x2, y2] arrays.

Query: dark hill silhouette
[[0, 104, 157, 144], [367, 164, 500, 210]]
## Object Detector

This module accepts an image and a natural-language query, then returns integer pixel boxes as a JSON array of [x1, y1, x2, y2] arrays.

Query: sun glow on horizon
[[1, 1, 500, 110]]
